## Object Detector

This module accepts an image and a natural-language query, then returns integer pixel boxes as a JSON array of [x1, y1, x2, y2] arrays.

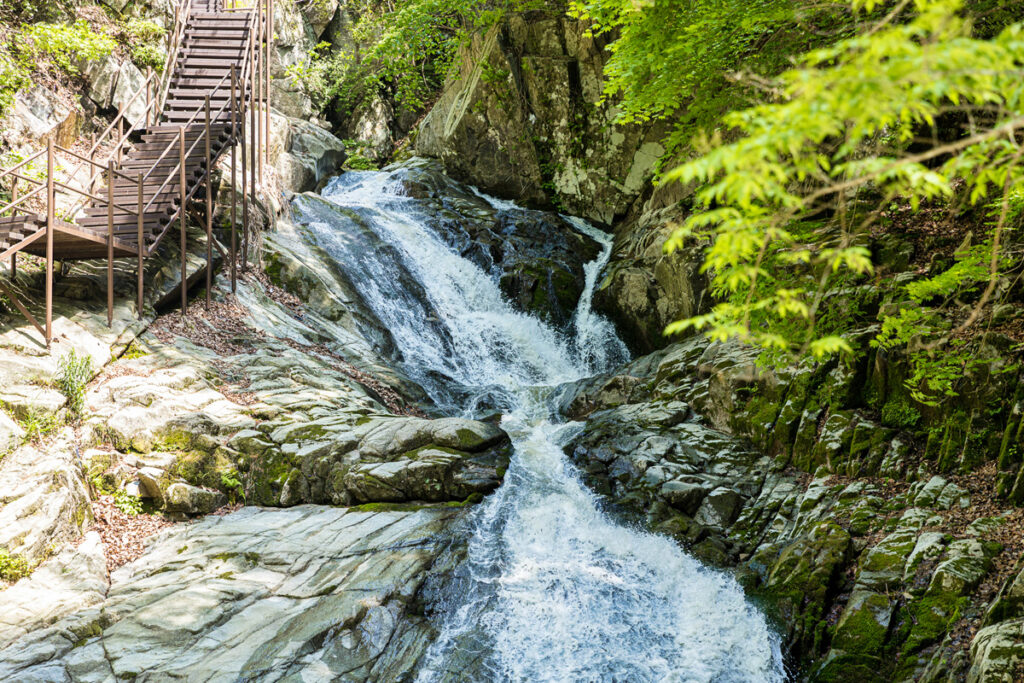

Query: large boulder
[[247, 414, 512, 507], [163, 482, 226, 515], [269, 0, 318, 118], [0, 506, 467, 681], [85, 352, 256, 453], [269, 114, 347, 193], [0, 531, 107, 645], [0, 87, 82, 150]]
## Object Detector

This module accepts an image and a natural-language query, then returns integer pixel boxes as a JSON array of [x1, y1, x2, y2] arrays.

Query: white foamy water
[[303, 167, 785, 682]]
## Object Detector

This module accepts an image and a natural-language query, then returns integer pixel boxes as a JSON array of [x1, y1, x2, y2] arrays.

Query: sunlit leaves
[[653, 0, 1024, 364]]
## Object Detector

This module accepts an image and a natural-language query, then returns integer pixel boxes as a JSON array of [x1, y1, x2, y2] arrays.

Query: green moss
[[454, 428, 488, 451], [158, 429, 193, 453], [899, 592, 968, 660], [120, 342, 150, 360], [880, 398, 920, 429], [263, 252, 285, 288], [71, 620, 103, 648], [812, 653, 888, 683], [757, 521, 852, 661], [831, 592, 893, 655]]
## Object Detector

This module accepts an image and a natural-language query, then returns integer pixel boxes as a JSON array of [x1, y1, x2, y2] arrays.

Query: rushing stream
[[300, 165, 786, 682]]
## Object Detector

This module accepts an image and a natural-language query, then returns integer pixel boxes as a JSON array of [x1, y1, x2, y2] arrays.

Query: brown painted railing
[[0, 0, 273, 347]]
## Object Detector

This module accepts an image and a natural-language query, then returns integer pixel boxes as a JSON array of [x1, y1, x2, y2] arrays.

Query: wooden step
[[187, 28, 250, 37], [166, 89, 236, 100], [178, 59, 246, 70], [181, 39, 250, 49]]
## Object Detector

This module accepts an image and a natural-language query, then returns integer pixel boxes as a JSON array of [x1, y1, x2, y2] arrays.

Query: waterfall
[[297, 164, 786, 682]]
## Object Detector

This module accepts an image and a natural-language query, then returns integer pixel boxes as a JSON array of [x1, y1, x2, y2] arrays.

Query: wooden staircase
[[0, 0, 274, 345]]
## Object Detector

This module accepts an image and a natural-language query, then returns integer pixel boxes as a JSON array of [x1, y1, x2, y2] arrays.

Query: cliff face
[[415, 12, 666, 224], [413, 12, 706, 355]]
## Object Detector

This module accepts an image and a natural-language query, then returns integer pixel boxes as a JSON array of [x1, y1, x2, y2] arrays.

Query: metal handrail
[[2, 170, 44, 190], [53, 181, 140, 216], [141, 72, 235, 214], [144, 3, 259, 256], [157, 0, 194, 116], [0, 184, 46, 216], [59, 146, 137, 183]]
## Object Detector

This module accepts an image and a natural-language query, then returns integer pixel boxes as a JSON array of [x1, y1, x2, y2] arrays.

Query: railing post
[[265, 0, 272, 178], [107, 161, 114, 328], [137, 172, 144, 319], [256, 2, 263, 188], [89, 133, 97, 194], [9, 179, 16, 279], [146, 67, 153, 128], [45, 138, 54, 346], [204, 94, 212, 309], [242, 58, 249, 275], [179, 126, 188, 317], [247, 18, 256, 271], [230, 65, 238, 294]]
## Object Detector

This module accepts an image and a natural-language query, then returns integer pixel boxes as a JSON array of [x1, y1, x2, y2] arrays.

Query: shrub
[[125, 18, 166, 72], [130, 44, 165, 71], [124, 18, 165, 44], [56, 349, 93, 418], [18, 20, 117, 74]]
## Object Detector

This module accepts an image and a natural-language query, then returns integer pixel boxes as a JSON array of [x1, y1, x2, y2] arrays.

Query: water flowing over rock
[[556, 333, 1024, 678], [1, 156, 782, 681], [288, 164, 785, 680], [291, 160, 605, 343]]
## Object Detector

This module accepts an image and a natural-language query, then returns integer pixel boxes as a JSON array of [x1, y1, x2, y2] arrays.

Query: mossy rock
[[762, 521, 852, 660], [810, 651, 889, 683], [831, 591, 895, 655], [169, 449, 236, 491]]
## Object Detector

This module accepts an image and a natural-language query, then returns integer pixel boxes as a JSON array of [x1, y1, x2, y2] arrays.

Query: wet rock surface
[[399, 160, 603, 329], [0, 505, 466, 681]]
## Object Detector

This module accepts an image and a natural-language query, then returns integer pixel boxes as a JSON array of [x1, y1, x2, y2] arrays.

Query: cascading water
[[299, 164, 786, 682]]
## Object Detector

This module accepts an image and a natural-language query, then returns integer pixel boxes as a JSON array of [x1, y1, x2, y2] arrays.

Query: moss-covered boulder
[[757, 521, 851, 660], [246, 415, 512, 507]]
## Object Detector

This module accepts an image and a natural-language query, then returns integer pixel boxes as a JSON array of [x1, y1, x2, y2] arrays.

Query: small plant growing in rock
[[55, 349, 92, 418], [346, 155, 377, 171], [112, 489, 144, 516], [20, 407, 62, 444], [0, 547, 31, 583]]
